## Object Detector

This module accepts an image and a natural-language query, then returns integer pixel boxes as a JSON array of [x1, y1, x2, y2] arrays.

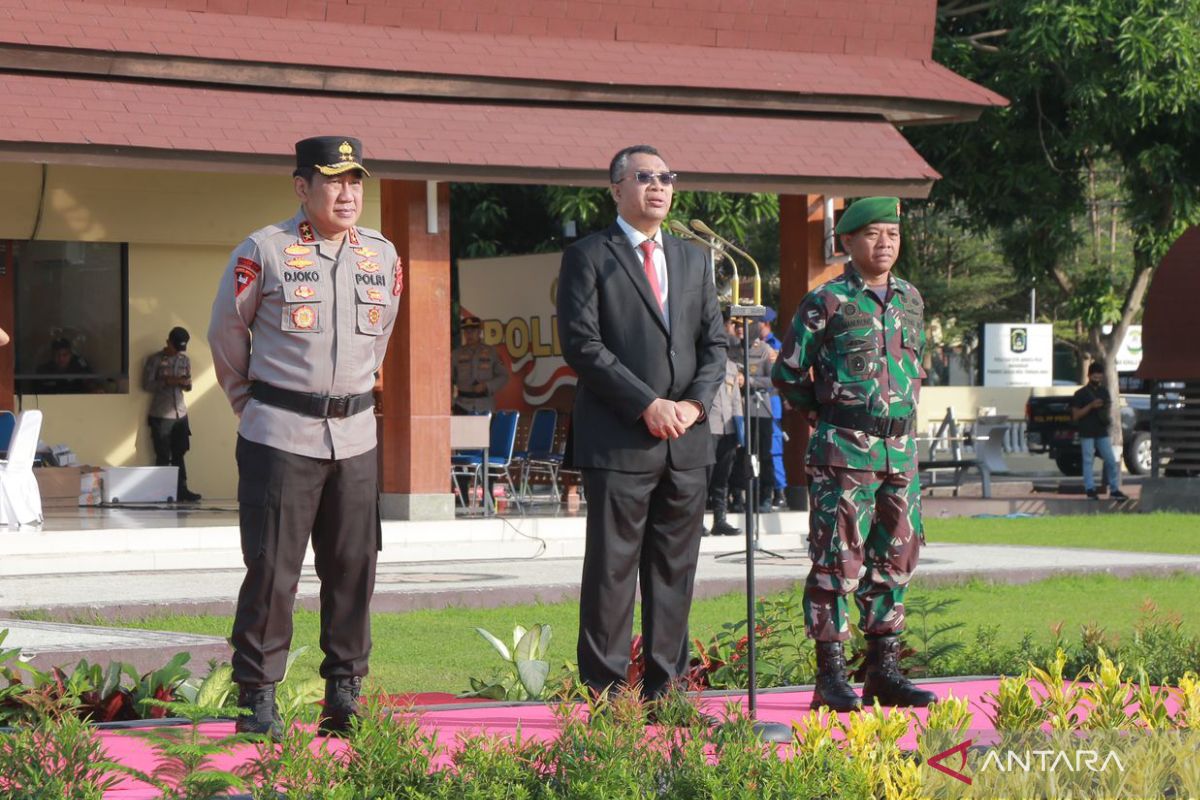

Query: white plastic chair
[[0, 410, 44, 527]]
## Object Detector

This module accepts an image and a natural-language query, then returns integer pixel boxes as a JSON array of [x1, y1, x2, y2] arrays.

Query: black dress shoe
[[317, 676, 362, 736], [177, 488, 202, 503], [1110, 490, 1130, 501]]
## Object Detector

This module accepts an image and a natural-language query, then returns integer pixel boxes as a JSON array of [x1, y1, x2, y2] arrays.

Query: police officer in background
[[773, 197, 936, 713], [451, 316, 508, 414], [208, 136, 403, 738], [142, 326, 201, 502]]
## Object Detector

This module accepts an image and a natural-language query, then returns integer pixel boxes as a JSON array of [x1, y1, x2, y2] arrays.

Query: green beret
[[834, 196, 902, 235]]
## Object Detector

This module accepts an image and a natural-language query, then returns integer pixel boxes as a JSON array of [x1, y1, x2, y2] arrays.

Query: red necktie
[[639, 240, 664, 311]]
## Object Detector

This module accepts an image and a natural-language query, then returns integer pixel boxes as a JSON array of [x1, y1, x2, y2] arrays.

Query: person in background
[[761, 307, 789, 508], [704, 323, 743, 537], [744, 321, 778, 513], [143, 326, 201, 503], [451, 316, 508, 414], [1070, 362, 1129, 501], [36, 338, 92, 393]]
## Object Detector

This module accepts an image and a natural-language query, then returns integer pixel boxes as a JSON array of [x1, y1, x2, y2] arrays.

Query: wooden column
[[778, 195, 843, 494], [377, 180, 454, 519], [0, 243, 14, 410]]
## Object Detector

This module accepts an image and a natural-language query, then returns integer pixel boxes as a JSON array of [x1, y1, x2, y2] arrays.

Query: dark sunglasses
[[622, 170, 678, 186]]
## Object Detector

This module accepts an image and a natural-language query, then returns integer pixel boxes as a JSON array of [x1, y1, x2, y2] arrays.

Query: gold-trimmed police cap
[[294, 136, 370, 177], [835, 196, 901, 235], [461, 316, 482, 329]]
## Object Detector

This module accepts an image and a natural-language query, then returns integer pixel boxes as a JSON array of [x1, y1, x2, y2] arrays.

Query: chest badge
[[354, 247, 379, 258], [294, 285, 316, 300], [284, 244, 311, 256], [286, 258, 315, 269], [357, 260, 381, 273], [366, 288, 384, 302], [291, 305, 317, 329], [367, 307, 382, 326], [348, 228, 360, 246]]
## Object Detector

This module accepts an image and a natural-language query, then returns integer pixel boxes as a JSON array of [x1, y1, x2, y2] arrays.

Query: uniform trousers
[[231, 436, 380, 686], [804, 465, 922, 642], [148, 416, 190, 493], [578, 462, 707, 699], [707, 432, 739, 507]]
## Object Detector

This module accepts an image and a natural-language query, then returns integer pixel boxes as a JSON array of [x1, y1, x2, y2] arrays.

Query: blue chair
[[451, 410, 521, 513], [0, 411, 14, 458], [516, 408, 560, 503]]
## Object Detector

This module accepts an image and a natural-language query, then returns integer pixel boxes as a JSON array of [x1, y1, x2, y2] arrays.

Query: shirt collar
[[844, 263, 905, 296], [616, 216, 663, 250]]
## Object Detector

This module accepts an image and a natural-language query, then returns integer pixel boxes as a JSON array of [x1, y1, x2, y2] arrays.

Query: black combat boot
[[235, 684, 283, 740], [811, 641, 862, 712], [710, 498, 741, 536], [861, 635, 937, 708], [318, 676, 363, 736]]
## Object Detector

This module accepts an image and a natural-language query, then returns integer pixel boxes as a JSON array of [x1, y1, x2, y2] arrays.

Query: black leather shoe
[[811, 641, 861, 712], [235, 684, 283, 741], [317, 676, 363, 736], [1110, 490, 1130, 501], [177, 488, 202, 503], [861, 636, 937, 708], [710, 515, 742, 536]]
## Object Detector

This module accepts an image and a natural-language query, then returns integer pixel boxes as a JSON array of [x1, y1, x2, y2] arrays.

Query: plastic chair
[[0, 410, 45, 527], [451, 411, 522, 513], [517, 408, 562, 503], [0, 411, 14, 457]]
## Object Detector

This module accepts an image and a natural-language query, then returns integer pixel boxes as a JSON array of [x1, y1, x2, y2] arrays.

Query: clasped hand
[[642, 398, 699, 440]]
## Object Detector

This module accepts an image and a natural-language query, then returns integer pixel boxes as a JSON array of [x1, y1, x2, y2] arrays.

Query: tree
[[910, 0, 1200, 440]]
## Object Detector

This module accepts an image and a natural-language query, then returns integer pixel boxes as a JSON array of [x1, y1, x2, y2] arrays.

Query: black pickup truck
[[1025, 392, 1152, 476]]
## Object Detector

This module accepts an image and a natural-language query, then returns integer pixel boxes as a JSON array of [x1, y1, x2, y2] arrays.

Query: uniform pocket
[[832, 331, 880, 382], [281, 302, 322, 333], [355, 284, 389, 336]]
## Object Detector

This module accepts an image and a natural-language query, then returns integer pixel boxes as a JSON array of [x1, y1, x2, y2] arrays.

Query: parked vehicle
[[1025, 393, 1152, 476]]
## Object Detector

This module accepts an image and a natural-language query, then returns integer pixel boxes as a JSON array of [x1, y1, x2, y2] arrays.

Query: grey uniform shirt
[[451, 342, 507, 413], [208, 208, 401, 460], [142, 350, 190, 419]]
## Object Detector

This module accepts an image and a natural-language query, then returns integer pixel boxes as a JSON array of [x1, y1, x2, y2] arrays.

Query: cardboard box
[[79, 467, 103, 506], [34, 466, 83, 509]]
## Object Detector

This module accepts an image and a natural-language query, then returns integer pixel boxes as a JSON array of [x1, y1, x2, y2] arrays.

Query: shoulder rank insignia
[[284, 244, 312, 256], [298, 221, 316, 243], [291, 305, 316, 329], [357, 260, 381, 273], [286, 258, 315, 269], [294, 285, 316, 300], [235, 256, 261, 297]]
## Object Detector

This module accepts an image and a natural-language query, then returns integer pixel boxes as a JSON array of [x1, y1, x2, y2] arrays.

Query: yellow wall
[[5, 165, 381, 499]]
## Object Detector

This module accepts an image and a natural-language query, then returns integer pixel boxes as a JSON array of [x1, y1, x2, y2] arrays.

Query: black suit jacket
[[557, 222, 727, 471]]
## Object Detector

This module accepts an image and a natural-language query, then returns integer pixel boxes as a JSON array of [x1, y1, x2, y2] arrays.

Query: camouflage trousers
[[804, 465, 923, 642]]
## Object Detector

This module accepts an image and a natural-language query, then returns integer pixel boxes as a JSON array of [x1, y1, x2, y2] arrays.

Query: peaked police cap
[[294, 136, 370, 177]]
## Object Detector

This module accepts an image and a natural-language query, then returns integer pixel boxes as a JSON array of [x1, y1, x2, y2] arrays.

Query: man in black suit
[[557, 144, 726, 703]]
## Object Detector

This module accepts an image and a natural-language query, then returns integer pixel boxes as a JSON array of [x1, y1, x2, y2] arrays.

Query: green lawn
[[117, 571, 1200, 694], [925, 512, 1200, 553]]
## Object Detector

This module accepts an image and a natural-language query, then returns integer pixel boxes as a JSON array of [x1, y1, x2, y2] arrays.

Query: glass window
[[11, 240, 128, 395]]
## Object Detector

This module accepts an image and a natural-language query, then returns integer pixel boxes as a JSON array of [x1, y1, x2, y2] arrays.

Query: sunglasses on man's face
[[622, 170, 678, 186]]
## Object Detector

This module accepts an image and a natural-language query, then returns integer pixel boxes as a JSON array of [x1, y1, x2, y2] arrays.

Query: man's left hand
[[674, 401, 702, 429]]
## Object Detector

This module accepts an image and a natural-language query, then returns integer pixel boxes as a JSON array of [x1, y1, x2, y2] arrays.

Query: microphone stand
[[685, 219, 791, 744]]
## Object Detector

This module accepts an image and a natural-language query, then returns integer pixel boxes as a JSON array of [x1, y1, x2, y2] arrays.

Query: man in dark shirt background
[[1070, 362, 1129, 501]]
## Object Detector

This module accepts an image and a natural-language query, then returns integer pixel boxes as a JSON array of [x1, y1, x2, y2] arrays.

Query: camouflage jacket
[[771, 267, 925, 473]]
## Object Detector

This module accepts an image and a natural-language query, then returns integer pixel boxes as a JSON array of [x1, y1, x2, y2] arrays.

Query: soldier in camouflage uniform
[[451, 316, 508, 414], [772, 196, 937, 712]]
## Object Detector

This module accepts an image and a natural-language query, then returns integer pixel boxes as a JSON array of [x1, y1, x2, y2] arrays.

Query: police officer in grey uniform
[[451, 316, 508, 414], [208, 136, 403, 738], [142, 326, 201, 502]]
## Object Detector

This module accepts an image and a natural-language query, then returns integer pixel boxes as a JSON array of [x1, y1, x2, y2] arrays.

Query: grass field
[[116, 570, 1200, 695], [925, 511, 1200, 553]]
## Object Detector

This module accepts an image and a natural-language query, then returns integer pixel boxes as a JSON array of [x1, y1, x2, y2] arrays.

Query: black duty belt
[[251, 382, 375, 419], [820, 407, 915, 438], [456, 390, 488, 398]]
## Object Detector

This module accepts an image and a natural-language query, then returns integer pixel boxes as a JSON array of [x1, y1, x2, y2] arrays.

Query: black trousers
[[748, 415, 777, 494], [231, 436, 381, 686], [577, 462, 707, 700], [707, 432, 739, 506], [148, 416, 190, 492]]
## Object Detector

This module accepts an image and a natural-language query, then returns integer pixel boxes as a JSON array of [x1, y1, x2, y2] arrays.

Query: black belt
[[457, 390, 488, 399], [820, 407, 914, 438], [251, 382, 375, 419]]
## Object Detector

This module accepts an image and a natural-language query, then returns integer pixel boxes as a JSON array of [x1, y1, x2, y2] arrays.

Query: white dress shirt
[[616, 215, 669, 331]]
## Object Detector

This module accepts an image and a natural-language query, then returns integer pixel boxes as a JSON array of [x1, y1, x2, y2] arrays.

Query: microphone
[[668, 220, 740, 300], [690, 220, 764, 319]]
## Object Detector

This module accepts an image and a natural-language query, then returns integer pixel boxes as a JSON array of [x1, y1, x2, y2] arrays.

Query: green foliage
[[131, 699, 253, 799], [462, 623, 556, 700], [0, 713, 125, 799]]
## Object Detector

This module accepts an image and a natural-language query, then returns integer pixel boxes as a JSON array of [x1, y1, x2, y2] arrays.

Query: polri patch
[[234, 256, 261, 297]]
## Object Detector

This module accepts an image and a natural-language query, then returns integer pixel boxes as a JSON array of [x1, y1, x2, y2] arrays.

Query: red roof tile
[[0, 0, 1004, 110], [0, 72, 939, 192]]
